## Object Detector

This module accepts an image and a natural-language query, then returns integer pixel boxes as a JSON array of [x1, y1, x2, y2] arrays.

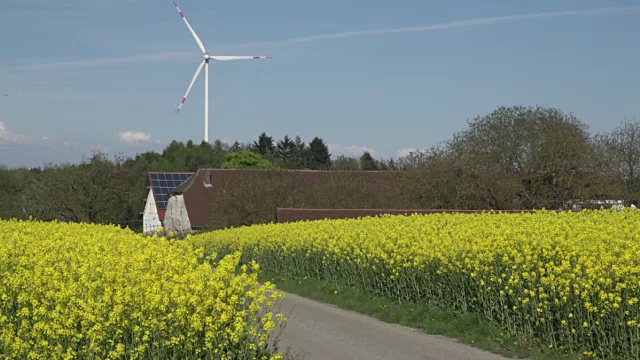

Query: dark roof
[[148, 172, 194, 210], [170, 172, 197, 195]]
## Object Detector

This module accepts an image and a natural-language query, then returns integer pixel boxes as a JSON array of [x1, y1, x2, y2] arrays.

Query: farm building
[[160, 168, 608, 234], [142, 172, 194, 233], [163, 168, 404, 233]]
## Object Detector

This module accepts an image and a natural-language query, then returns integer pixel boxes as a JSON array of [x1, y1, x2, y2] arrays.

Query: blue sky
[[1, 0, 639, 168]]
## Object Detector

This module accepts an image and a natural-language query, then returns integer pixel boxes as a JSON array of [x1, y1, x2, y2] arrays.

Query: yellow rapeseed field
[[190, 209, 640, 359], [0, 219, 286, 360]]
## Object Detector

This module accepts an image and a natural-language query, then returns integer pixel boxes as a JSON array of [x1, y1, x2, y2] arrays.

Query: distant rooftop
[[148, 172, 194, 210]]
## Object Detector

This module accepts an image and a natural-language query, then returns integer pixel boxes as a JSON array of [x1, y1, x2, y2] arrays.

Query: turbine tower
[[173, 1, 271, 143]]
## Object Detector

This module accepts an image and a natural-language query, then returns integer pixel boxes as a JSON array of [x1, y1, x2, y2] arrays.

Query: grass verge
[[260, 271, 582, 360]]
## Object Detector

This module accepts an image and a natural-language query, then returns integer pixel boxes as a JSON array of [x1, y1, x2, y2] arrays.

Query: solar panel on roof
[[148, 172, 194, 211]]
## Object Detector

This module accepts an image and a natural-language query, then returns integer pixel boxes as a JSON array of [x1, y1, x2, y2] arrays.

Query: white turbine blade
[[210, 56, 272, 62], [173, 1, 207, 54], [177, 60, 205, 113]]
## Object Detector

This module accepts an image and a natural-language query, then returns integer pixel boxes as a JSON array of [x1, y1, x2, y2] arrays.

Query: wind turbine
[[172, 1, 271, 143]]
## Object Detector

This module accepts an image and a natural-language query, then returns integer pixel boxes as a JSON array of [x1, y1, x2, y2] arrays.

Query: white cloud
[[396, 147, 427, 158], [118, 131, 151, 144], [0, 121, 27, 144], [17, 5, 640, 70], [328, 144, 384, 159]]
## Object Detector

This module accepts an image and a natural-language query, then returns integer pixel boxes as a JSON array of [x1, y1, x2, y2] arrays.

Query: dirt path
[[277, 292, 511, 360]]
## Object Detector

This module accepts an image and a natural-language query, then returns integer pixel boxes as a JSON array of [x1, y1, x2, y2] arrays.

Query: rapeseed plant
[[0, 219, 286, 359], [191, 209, 640, 359]]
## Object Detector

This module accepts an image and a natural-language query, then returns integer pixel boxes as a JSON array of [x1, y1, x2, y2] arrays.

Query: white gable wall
[[142, 189, 162, 233], [164, 194, 192, 235]]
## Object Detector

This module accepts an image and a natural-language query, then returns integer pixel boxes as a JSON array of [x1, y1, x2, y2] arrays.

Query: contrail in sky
[[17, 5, 640, 70], [16, 52, 193, 70], [248, 5, 640, 46]]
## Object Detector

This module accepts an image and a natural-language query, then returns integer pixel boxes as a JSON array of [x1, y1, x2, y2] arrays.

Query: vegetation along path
[[278, 292, 509, 360]]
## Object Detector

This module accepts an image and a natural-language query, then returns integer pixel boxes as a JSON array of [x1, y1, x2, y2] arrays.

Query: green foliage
[[156, 140, 226, 171], [260, 272, 576, 360], [331, 155, 360, 170], [229, 141, 244, 152], [252, 132, 275, 157], [21, 152, 138, 226], [4, 107, 640, 231], [289, 136, 309, 169], [222, 150, 276, 169], [195, 211, 632, 358], [275, 135, 295, 162], [360, 151, 379, 171], [307, 137, 331, 169], [0, 166, 32, 220]]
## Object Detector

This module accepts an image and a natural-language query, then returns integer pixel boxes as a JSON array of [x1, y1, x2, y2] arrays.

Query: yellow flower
[[0, 219, 286, 359], [186, 209, 640, 358]]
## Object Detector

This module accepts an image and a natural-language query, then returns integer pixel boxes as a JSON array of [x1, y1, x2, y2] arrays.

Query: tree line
[[398, 106, 639, 210], [0, 105, 638, 230]]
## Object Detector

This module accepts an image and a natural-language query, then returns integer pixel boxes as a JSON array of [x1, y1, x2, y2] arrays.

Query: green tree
[[0, 166, 32, 219], [222, 150, 276, 169], [138, 139, 228, 171], [376, 158, 399, 171], [23, 152, 138, 226], [252, 132, 275, 157], [331, 155, 360, 170], [290, 136, 309, 169], [230, 141, 243, 152], [307, 137, 331, 170], [211, 139, 229, 152], [275, 135, 295, 163], [359, 151, 379, 171]]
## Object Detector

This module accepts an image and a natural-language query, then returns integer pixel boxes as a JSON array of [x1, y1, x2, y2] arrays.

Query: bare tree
[[461, 106, 615, 209], [23, 152, 138, 226], [594, 117, 640, 203], [331, 155, 360, 171]]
